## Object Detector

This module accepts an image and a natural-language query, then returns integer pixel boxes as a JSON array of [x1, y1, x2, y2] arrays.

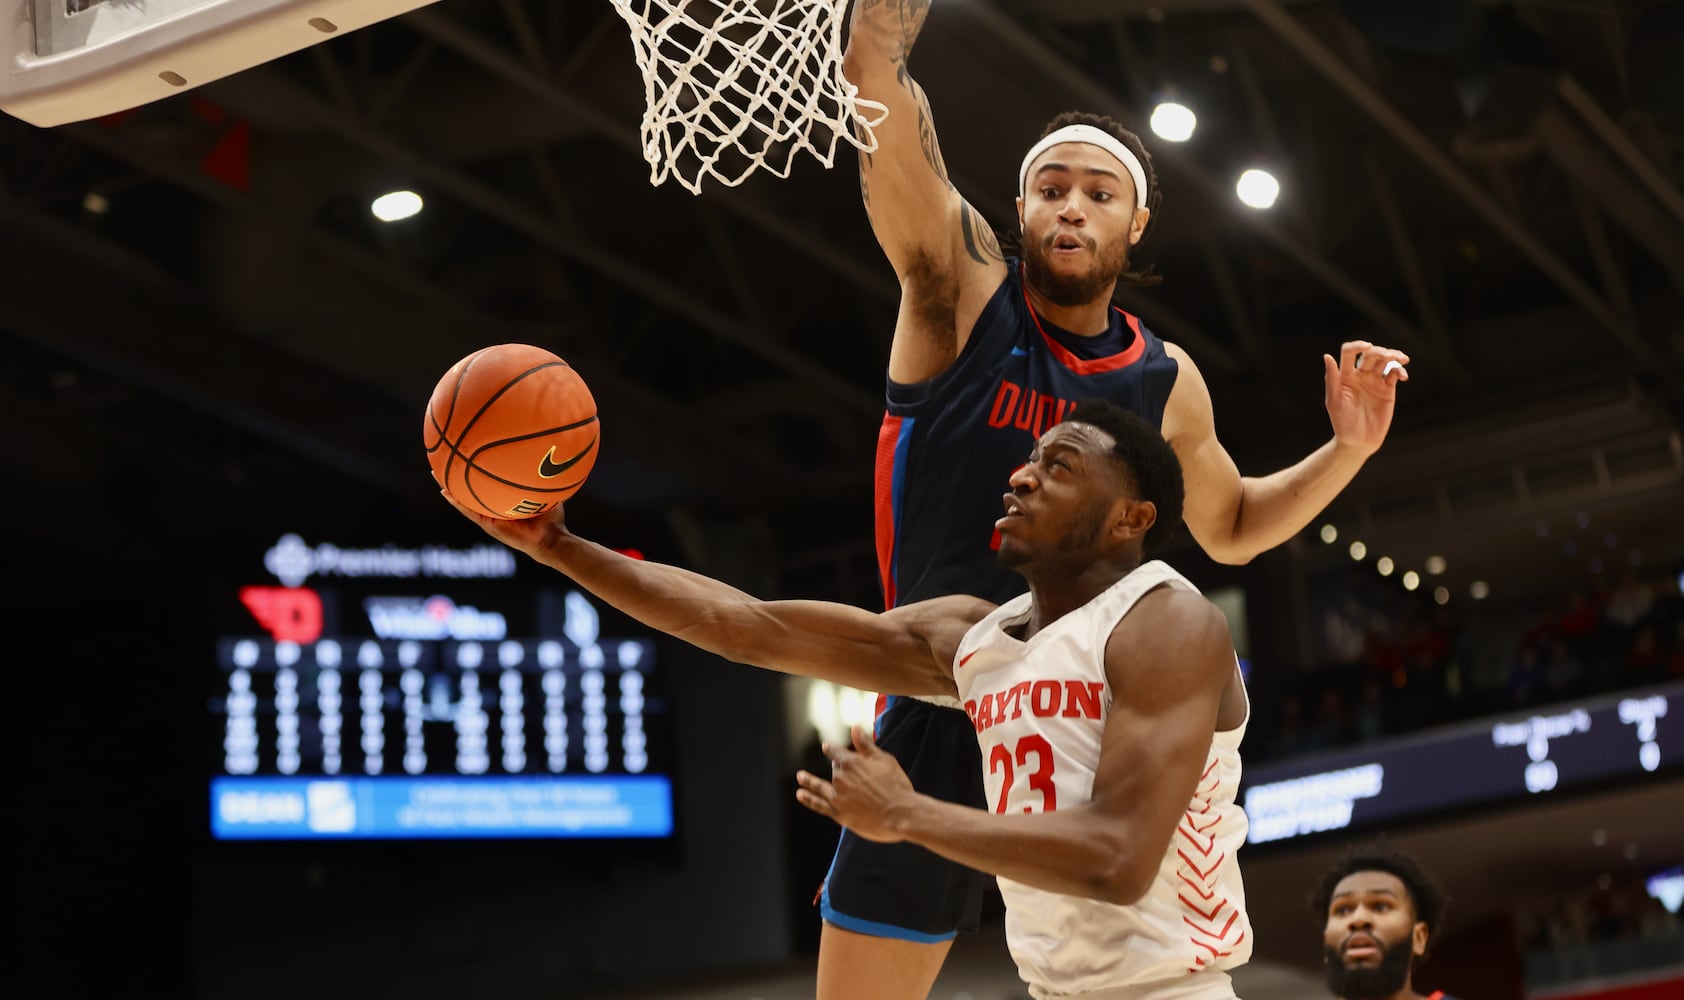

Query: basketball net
[[609, 0, 888, 195]]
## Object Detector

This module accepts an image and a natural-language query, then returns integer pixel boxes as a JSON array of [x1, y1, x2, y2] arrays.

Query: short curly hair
[[1065, 399, 1184, 555], [1309, 841, 1450, 955]]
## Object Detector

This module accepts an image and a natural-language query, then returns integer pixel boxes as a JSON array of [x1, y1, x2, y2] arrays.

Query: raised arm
[[843, 0, 1008, 382], [1163, 339, 1411, 565], [798, 586, 1238, 905], [441, 492, 983, 698]]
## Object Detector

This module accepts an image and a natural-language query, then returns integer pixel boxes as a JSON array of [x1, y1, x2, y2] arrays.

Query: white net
[[609, 0, 889, 195]]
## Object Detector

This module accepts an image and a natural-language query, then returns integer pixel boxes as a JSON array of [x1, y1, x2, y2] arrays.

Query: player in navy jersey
[[838, 0, 1412, 996], [1313, 843, 1461, 1000]]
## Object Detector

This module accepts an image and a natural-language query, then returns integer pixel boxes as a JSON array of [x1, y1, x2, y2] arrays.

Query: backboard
[[3, 0, 441, 127]]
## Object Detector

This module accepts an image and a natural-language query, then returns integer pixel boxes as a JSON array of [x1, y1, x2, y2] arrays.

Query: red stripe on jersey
[[1019, 264, 1147, 374], [874, 414, 903, 610]]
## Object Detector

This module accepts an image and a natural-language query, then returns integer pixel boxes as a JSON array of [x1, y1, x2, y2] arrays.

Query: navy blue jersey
[[874, 260, 1179, 609]]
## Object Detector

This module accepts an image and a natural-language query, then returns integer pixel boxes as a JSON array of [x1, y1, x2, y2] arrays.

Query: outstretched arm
[[797, 586, 1237, 905], [1165, 339, 1410, 565], [843, 0, 1008, 383], [441, 492, 980, 698]]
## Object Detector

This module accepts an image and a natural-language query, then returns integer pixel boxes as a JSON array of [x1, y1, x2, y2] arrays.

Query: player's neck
[[1019, 557, 1142, 638], [1022, 279, 1116, 336]]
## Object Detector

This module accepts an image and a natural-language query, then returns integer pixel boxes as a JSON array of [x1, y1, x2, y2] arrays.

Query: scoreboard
[[1241, 681, 1683, 846], [209, 532, 673, 840]]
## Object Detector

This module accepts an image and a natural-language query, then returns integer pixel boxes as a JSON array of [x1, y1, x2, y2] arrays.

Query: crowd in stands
[[1518, 868, 1683, 989], [1247, 564, 1684, 763]]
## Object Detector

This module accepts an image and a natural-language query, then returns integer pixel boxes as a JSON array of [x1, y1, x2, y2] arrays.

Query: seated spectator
[[1543, 638, 1587, 700], [1604, 570, 1656, 632], [1624, 624, 1667, 683], [1302, 687, 1348, 752], [1508, 643, 1544, 707], [1353, 676, 1387, 742], [1268, 694, 1306, 759]]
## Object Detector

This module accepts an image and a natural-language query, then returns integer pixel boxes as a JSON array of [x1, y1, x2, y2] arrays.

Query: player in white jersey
[[441, 399, 1252, 999]]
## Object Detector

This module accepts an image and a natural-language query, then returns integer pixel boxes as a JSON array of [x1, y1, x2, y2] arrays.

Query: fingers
[[438, 488, 490, 524], [795, 769, 836, 816], [851, 723, 878, 754], [1339, 341, 1411, 384]]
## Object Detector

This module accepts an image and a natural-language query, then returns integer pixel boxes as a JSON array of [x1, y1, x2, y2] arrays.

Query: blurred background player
[[1313, 842, 1462, 1000]]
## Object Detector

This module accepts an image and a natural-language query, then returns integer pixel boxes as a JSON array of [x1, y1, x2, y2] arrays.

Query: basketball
[[423, 344, 600, 520]]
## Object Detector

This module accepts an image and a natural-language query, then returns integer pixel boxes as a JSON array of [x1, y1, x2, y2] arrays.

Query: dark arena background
[[5, 1, 1681, 998]]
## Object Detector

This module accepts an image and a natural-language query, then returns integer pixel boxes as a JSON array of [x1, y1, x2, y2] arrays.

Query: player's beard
[[1020, 229, 1131, 307], [1323, 936, 1415, 999], [997, 501, 1108, 575]]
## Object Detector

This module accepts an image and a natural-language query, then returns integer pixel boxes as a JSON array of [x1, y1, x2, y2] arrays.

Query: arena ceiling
[[1, 0, 1680, 604]]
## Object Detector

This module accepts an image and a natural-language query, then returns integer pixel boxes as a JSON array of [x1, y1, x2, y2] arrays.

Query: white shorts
[[1028, 969, 1239, 1000]]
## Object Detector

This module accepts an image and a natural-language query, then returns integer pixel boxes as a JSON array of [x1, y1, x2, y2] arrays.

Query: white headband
[[1018, 123, 1149, 209]]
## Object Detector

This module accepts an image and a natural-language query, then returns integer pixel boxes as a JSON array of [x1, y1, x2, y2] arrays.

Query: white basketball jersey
[[953, 561, 1251, 999]]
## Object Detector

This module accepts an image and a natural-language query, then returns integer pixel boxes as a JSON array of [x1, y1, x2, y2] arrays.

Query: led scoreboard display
[[210, 532, 673, 840], [1241, 682, 1683, 847]]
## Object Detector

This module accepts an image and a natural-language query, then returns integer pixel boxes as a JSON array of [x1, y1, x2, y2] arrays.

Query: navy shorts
[[818, 695, 992, 942]]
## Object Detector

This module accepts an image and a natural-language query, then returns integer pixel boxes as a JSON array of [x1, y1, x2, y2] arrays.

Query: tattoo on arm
[[851, 0, 933, 60], [960, 203, 1005, 266], [916, 94, 949, 185]]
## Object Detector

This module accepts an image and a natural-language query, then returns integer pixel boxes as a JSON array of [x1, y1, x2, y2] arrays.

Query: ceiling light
[[1349, 541, 1367, 561], [1433, 586, 1450, 605], [1319, 524, 1338, 544], [1236, 168, 1280, 209], [82, 191, 110, 215], [371, 190, 423, 222], [1425, 555, 1446, 575], [1376, 557, 1394, 576], [1470, 580, 1490, 600], [1150, 101, 1197, 142], [1401, 571, 1420, 591]]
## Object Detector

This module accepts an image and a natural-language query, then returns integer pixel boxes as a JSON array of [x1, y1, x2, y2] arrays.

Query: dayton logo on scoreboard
[[364, 595, 508, 641]]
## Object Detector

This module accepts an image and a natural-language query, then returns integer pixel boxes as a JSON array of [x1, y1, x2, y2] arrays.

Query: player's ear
[[1016, 195, 1025, 231], [1113, 498, 1156, 542], [1130, 206, 1150, 244]]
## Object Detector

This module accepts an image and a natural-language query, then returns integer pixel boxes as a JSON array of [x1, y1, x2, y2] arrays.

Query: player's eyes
[[1092, 190, 1112, 202], [1040, 187, 1060, 199]]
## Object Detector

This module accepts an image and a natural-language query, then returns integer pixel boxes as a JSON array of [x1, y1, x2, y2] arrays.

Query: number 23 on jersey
[[991, 734, 1057, 813]]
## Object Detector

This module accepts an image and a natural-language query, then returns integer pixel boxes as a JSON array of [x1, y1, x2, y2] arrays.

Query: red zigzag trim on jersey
[[1179, 752, 1242, 973]]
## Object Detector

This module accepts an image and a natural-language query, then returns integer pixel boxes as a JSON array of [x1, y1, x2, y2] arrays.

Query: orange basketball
[[423, 344, 600, 520]]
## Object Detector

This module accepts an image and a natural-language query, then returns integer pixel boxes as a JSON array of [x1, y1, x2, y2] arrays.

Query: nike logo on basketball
[[538, 440, 594, 479]]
